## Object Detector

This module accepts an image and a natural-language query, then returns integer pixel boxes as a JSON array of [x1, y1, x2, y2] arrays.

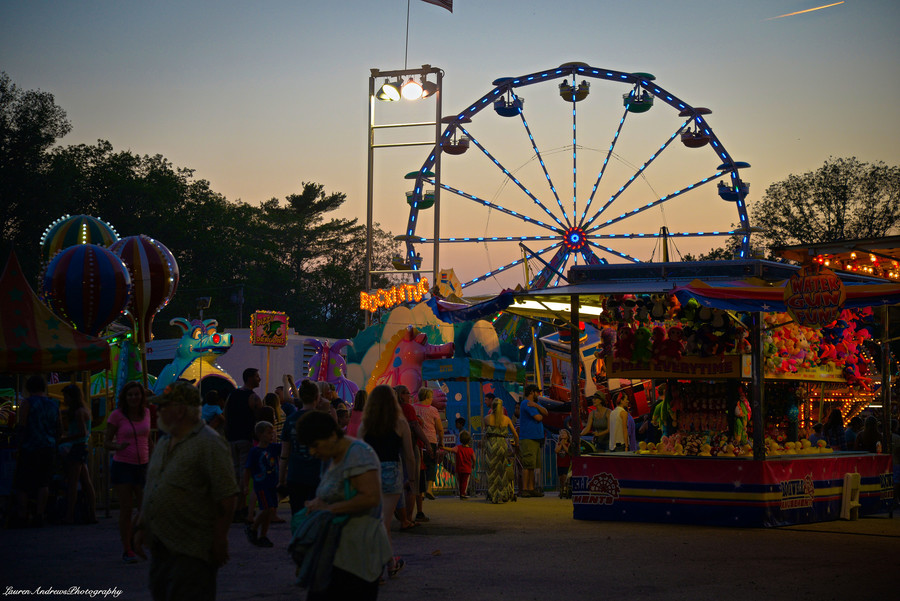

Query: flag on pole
[[422, 0, 453, 12]]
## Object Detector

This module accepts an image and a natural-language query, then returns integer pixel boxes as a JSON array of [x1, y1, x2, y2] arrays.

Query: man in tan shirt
[[135, 381, 238, 601]]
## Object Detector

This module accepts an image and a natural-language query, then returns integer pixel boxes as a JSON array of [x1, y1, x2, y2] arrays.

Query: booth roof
[[505, 259, 894, 318], [0, 251, 110, 373]]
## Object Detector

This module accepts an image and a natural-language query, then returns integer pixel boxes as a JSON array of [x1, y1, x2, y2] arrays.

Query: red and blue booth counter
[[571, 453, 893, 527]]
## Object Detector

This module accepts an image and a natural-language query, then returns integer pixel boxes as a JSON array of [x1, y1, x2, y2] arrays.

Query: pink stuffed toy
[[614, 323, 636, 360], [650, 325, 667, 361]]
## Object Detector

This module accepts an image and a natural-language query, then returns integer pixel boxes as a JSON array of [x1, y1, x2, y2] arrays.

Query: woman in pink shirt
[[414, 388, 443, 501], [104, 382, 153, 564], [346, 389, 367, 437]]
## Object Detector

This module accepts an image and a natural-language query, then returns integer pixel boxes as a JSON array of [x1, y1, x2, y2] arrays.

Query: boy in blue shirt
[[243, 421, 281, 547]]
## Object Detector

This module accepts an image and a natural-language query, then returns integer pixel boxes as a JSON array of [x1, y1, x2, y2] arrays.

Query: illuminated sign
[[360, 278, 429, 313], [250, 311, 289, 347], [783, 264, 845, 328]]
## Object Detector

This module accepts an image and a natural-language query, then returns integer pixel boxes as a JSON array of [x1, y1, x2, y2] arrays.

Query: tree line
[[4, 72, 898, 336], [1, 72, 398, 339], [682, 156, 900, 261]]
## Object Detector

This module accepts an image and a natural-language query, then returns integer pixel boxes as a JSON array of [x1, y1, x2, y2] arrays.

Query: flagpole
[[404, 0, 411, 69]]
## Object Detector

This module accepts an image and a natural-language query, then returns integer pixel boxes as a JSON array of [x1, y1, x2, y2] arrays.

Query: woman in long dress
[[483, 397, 519, 504]]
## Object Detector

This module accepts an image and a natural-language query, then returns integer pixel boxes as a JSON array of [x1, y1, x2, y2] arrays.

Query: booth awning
[[672, 278, 900, 313], [0, 251, 110, 373], [422, 357, 525, 383]]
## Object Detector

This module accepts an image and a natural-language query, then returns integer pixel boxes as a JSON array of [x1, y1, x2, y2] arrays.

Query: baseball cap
[[155, 380, 201, 407]]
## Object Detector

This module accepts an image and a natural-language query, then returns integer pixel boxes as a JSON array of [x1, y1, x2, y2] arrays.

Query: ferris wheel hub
[[563, 226, 588, 251]]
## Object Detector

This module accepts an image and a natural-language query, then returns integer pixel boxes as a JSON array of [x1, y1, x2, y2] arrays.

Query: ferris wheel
[[401, 62, 753, 291]]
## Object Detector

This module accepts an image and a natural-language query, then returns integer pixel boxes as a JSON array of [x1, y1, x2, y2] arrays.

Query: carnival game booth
[[510, 259, 897, 527], [0, 252, 111, 509], [421, 357, 525, 494], [422, 357, 526, 434]]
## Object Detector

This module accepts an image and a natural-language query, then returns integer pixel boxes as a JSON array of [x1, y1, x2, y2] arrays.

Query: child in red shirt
[[444, 430, 475, 499], [556, 429, 572, 497]]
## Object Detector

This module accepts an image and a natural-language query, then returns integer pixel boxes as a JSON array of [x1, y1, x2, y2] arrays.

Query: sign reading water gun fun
[[250, 311, 289, 347], [783, 264, 845, 329]]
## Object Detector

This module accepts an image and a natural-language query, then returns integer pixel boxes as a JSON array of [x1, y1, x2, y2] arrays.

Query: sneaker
[[122, 551, 139, 564], [244, 524, 258, 545], [388, 557, 405, 578], [414, 512, 430, 522], [460, 495, 469, 499], [424, 491, 436, 500], [532, 489, 545, 497], [255, 536, 274, 548]]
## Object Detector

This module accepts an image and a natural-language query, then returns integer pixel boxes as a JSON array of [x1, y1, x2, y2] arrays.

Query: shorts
[[63, 442, 89, 467], [557, 464, 570, 477], [230, 440, 251, 486], [380, 461, 403, 495], [110, 460, 148, 486], [422, 443, 438, 482], [255, 487, 278, 510], [519, 439, 543, 470], [13, 447, 55, 493]]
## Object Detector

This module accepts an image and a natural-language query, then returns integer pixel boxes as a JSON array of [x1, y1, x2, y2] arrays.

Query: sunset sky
[[3, 1, 898, 292]]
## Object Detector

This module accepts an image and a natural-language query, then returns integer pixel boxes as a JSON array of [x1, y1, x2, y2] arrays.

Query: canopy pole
[[570, 294, 583, 457], [881, 305, 892, 518], [531, 324, 543, 390], [751, 312, 766, 460], [466, 377, 472, 441]]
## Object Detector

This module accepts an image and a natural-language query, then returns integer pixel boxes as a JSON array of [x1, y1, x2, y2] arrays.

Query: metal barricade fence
[[436, 432, 560, 496]]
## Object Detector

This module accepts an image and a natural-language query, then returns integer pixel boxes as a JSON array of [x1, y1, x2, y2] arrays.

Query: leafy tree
[[751, 157, 900, 249], [1, 73, 399, 340], [0, 72, 72, 271], [680, 245, 738, 262]]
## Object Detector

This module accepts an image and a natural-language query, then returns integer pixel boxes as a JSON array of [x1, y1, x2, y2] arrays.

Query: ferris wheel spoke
[[429, 179, 561, 234], [580, 105, 631, 226], [459, 126, 567, 229], [589, 227, 748, 240], [464, 241, 563, 289], [585, 240, 642, 263], [419, 235, 561, 244], [585, 171, 727, 233], [578, 248, 604, 265], [529, 246, 570, 289], [511, 92, 571, 228], [571, 93, 578, 226], [583, 118, 691, 230]]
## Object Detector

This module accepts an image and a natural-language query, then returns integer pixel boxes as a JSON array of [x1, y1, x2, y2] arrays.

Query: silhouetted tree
[[1, 73, 398, 340], [751, 157, 900, 248]]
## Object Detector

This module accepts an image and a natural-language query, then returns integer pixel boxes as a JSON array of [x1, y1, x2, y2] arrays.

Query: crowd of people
[[7, 370, 899, 600]]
